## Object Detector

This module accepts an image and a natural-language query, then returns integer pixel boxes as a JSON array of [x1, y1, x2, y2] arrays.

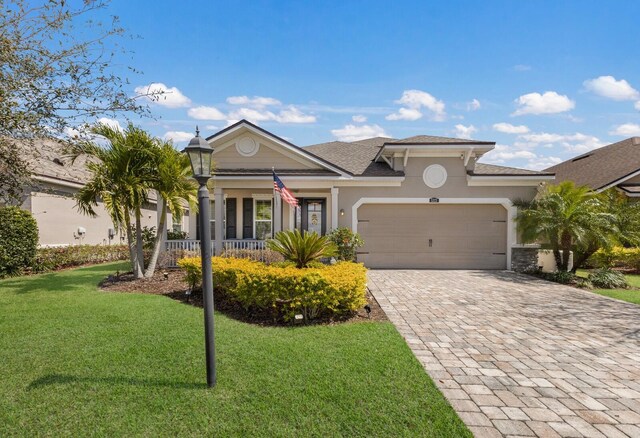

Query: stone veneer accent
[[511, 247, 539, 272]]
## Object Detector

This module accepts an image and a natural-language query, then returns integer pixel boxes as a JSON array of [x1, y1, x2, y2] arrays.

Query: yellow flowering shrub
[[177, 256, 368, 322], [588, 246, 640, 271]]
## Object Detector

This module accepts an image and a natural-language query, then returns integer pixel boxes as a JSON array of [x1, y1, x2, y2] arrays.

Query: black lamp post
[[183, 127, 216, 387]]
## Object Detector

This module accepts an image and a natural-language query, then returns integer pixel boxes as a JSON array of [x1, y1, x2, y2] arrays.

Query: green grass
[[576, 269, 640, 305], [0, 263, 469, 437]]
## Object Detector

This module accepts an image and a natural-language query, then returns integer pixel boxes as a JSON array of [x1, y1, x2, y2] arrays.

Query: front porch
[[163, 185, 340, 266]]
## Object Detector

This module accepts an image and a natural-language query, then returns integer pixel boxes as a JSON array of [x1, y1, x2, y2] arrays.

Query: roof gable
[[206, 120, 351, 176]]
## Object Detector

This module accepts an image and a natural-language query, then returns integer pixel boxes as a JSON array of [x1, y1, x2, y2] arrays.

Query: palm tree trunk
[[135, 209, 144, 278], [560, 231, 572, 272], [124, 212, 137, 275], [144, 202, 167, 278]]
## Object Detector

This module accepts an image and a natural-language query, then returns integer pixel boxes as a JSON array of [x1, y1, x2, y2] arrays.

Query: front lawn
[[576, 269, 640, 305], [0, 263, 469, 437]]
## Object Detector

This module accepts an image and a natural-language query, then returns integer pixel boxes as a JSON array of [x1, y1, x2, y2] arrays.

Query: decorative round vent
[[423, 164, 448, 188], [236, 136, 259, 157]]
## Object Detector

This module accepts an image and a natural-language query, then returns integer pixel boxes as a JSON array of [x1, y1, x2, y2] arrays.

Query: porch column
[[507, 205, 517, 270], [273, 192, 282, 234], [214, 187, 224, 256], [331, 187, 339, 231]]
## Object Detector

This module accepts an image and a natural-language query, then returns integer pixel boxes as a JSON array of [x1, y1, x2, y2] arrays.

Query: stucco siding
[[29, 189, 157, 246]]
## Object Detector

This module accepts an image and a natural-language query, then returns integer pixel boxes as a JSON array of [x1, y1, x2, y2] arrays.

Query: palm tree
[[144, 141, 198, 277], [267, 229, 337, 268], [70, 123, 156, 278], [516, 181, 615, 272]]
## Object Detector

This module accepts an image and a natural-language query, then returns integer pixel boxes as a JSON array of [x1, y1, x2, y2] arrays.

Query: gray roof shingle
[[386, 134, 494, 145], [471, 163, 553, 176], [303, 140, 404, 177], [545, 137, 640, 190]]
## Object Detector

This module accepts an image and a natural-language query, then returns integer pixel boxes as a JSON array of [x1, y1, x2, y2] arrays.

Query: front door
[[297, 198, 326, 235]]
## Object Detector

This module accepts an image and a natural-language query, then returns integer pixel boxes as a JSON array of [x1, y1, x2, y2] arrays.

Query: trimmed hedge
[[33, 244, 130, 273], [0, 207, 39, 278], [178, 256, 368, 322]]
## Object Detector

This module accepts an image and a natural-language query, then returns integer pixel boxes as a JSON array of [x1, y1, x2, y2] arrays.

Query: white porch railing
[[164, 239, 269, 267]]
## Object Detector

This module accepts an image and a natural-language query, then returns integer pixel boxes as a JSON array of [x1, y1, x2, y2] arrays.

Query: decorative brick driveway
[[367, 270, 640, 438]]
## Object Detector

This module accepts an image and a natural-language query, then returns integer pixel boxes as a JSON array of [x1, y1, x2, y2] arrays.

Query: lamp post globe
[[183, 126, 216, 387]]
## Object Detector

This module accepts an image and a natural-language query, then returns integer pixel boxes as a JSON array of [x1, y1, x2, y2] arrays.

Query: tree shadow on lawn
[[2, 264, 126, 295], [27, 373, 206, 390]]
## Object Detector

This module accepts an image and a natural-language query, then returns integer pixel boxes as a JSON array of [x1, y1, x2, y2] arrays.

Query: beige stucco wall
[[212, 131, 321, 170], [25, 183, 159, 246], [336, 157, 538, 232]]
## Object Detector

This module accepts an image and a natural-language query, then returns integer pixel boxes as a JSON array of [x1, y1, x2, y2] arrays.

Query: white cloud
[[466, 99, 481, 111], [482, 144, 561, 171], [493, 122, 530, 134], [635, 101, 640, 111], [97, 117, 123, 132], [453, 124, 477, 139], [163, 131, 194, 143], [526, 156, 563, 170], [352, 114, 367, 123], [583, 76, 639, 101], [512, 91, 575, 116], [205, 125, 218, 130], [386, 89, 446, 121], [188, 105, 227, 121], [226, 106, 316, 124], [517, 132, 605, 153], [276, 106, 316, 123], [226, 95, 281, 108], [331, 124, 389, 142], [386, 107, 423, 121], [609, 123, 640, 137], [134, 83, 191, 108]]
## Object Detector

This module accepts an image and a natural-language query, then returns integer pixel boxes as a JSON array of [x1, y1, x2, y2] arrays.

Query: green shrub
[[220, 248, 284, 264], [166, 229, 188, 240], [33, 244, 130, 273], [267, 229, 337, 268], [327, 227, 364, 261], [588, 268, 629, 289], [545, 270, 577, 285], [177, 256, 367, 322], [0, 207, 39, 277]]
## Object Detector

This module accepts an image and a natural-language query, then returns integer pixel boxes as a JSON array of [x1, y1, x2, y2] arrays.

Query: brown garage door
[[357, 204, 507, 269]]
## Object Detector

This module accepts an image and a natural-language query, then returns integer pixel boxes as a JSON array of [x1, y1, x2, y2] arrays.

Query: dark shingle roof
[[386, 135, 494, 145], [304, 140, 404, 177], [17, 138, 92, 185], [471, 163, 553, 176], [545, 137, 640, 190]]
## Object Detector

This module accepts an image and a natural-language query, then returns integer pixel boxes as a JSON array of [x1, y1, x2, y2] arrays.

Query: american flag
[[273, 171, 299, 208]]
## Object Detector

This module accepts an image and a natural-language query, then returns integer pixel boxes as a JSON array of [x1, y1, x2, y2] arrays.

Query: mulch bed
[[100, 269, 388, 326]]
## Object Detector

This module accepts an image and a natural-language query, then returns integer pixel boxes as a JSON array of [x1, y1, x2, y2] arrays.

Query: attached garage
[[356, 204, 507, 269]]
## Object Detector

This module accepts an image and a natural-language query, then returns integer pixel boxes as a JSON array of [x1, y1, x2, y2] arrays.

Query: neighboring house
[[186, 120, 554, 270], [13, 138, 186, 246], [546, 137, 640, 197]]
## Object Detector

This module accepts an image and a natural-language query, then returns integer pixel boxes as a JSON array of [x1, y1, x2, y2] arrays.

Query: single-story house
[[546, 136, 640, 198], [185, 120, 554, 270], [12, 138, 187, 246]]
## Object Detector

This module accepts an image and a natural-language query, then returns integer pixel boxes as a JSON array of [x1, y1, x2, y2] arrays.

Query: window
[[208, 200, 226, 240], [254, 199, 272, 240]]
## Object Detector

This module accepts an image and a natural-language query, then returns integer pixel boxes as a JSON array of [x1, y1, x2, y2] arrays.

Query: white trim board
[[351, 197, 516, 270]]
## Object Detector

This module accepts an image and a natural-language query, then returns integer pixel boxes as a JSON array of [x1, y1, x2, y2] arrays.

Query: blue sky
[[92, 0, 640, 170]]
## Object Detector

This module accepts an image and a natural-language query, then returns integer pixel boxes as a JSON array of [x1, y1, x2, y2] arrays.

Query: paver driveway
[[367, 270, 640, 438]]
